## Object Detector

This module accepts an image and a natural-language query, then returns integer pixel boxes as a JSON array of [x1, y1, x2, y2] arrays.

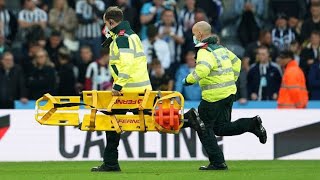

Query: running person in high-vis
[[91, 6, 202, 172], [182, 21, 267, 170]]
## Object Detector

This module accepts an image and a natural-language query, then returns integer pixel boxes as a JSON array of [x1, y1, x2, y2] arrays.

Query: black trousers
[[103, 110, 126, 166], [198, 95, 256, 164], [103, 131, 121, 165]]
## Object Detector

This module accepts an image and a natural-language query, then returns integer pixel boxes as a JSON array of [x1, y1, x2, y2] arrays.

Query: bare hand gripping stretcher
[[35, 90, 185, 134]]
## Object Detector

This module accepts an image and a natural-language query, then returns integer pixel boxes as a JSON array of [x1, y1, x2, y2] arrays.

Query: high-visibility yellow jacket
[[109, 21, 152, 92], [186, 37, 241, 102]]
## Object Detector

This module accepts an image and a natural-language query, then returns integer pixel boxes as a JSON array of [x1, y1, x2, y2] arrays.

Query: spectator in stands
[[27, 49, 56, 100], [288, 15, 302, 36], [179, 0, 195, 34], [140, 0, 165, 40], [116, 0, 139, 32], [247, 46, 282, 101], [175, 51, 201, 100], [272, 13, 296, 51], [85, 48, 112, 90], [150, 59, 173, 91], [18, 0, 47, 30], [234, 0, 265, 46], [49, 0, 78, 41], [243, 30, 279, 71], [308, 53, 320, 100], [194, 8, 208, 23], [45, 31, 65, 67], [56, 47, 77, 96], [0, 0, 17, 45], [196, 0, 223, 32], [277, 50, 308, 108], [179, 0, 195, 54], [35, 0, 49, 12], [268, 0, 306, 23], [300, 31, 320, 78], [76, 45, 94, 93], [301, 3, 320, 43], [306, 0, 320, 18], [76, 0, 105, 59], [289, 40, 301, 65], [23, 24, 46, 45], [142, 24, 170, 70], [236, 67, 248, 104], [156, 9, 184, 68], [20, 41, 42, 76], [0, 34, 10, 56], [0, 52, 28, 109]]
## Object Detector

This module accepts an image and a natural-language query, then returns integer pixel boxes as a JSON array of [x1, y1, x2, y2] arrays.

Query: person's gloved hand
[[182, 78, 192, 86]]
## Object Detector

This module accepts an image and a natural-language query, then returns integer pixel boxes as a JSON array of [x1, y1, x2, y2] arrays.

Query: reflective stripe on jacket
[[109, 21, 152, 91], [186, 43, 241, 102], [277, 60, 308, 108]]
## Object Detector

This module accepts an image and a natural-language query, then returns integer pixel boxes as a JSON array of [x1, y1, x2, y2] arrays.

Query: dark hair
[[290, 40, 299, 45], [103, 6, 123, 23], [50, 30, 62, 37], [257, 45, 270, 53], [147, 24, 158, 39], [194, 8, 206, 15], [151, 59, 161, 66], [161, 8, 174, 17], [276, 13, 288, 20], [80, 45, 92, 52], [311, 30, 320, 37], [259, 29, 271, 39], [279, 50, 294, 59], [311, 2, 320, 8], [58, 47, 71, 60], [100, 48, 110, 56]]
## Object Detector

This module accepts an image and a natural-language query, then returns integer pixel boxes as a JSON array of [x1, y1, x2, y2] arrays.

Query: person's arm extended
[[186, 49, 212, 84]]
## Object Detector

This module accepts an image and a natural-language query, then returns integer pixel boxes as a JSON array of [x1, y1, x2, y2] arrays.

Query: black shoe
[[252, 116, 267, 144], [199, 163, 228, 170], [185, 108, 205, 133], [91, 163, 121, 172]]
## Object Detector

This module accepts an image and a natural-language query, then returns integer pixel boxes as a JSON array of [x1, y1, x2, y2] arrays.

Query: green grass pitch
[[0, 161, 319, 180]]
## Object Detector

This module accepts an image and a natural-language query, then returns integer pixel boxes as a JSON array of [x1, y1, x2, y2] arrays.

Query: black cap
[[279, 50, 294, 59]]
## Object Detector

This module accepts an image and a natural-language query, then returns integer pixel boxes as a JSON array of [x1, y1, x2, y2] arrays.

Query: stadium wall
[[0, 108, 320, 161]]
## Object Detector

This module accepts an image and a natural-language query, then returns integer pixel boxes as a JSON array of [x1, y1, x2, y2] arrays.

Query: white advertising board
[[0, 109, 319, 161]]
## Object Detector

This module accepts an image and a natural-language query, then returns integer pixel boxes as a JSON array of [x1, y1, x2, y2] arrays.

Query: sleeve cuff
[[113, 84, 123, 91]]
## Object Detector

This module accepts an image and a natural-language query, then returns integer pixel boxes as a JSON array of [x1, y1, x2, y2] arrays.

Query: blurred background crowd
[[1, 0, 320, 109]]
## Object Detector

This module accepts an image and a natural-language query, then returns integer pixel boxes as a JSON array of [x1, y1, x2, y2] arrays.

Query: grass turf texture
[[0, 161, 319, 180]]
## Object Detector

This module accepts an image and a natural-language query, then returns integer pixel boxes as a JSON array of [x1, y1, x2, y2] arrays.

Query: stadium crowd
[[0, 0, 320, 109]]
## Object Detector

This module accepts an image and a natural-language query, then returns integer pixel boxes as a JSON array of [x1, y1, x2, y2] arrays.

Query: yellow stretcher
[[35, 90, 185, 134]]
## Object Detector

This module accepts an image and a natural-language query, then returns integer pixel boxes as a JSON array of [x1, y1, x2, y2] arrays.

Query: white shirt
[[142, 38, 171, 69], [85, 61, 112, 90], [76, 0, 105, 38], [18, 7, 47, 23]]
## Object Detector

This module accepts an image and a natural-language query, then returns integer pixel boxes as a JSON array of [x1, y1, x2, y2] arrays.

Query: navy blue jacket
[[247, 62, 282, 100], [308, 62, 320, 100]]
